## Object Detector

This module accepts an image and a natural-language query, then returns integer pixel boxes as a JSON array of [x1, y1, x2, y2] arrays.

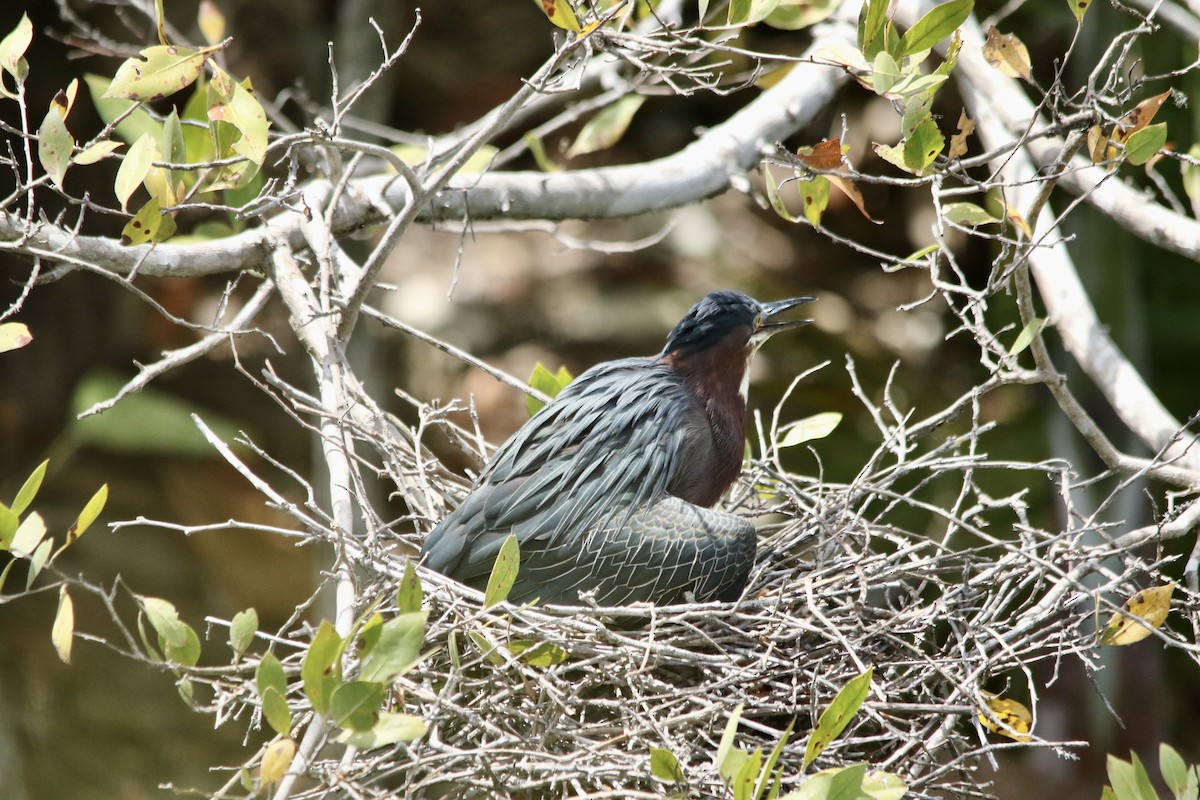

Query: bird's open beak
[[752, 296, 815, 342]]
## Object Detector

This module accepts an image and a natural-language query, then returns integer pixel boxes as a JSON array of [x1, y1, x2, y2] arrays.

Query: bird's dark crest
[[662, 290, 760, 357]]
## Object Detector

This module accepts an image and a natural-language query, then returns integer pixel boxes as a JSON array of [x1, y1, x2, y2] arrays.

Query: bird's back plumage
[[421, 356, 756, 605]]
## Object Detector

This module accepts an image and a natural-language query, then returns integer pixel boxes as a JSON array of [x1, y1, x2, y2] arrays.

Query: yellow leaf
[[982, 26, 1031, 81], [259, 737, 296, 785], [978, 695, 1032, 742], [534, 0, 581, 31], [1100, 584, 1175, 645]]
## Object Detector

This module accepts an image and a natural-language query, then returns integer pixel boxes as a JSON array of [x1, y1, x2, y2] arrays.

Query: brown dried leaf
[[795, 139, 879, 223], [982, 26, 1031, 82], [1113, 90, 1172, 143], [948, 109, 975, 159]]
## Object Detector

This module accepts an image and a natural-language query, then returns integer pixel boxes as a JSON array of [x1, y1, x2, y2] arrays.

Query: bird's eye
[[753, 313, 764, 328]]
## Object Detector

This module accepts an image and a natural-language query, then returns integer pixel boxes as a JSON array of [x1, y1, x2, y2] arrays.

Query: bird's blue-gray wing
[[420, 358, 753, 603]]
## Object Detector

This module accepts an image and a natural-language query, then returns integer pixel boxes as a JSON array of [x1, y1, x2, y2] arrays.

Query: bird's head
[[661, 290, 815, 401]]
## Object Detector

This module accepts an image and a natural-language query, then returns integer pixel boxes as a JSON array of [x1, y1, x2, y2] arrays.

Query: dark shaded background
[[1, 0, 1199, 798]]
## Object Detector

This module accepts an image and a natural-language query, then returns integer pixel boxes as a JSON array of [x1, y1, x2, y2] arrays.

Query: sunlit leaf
[[860, 769, 908, 800], [104, 45, 208, 102], [10, 459, 47, 516], [797, 174, 830, 227], [0, 322, 32, 354], [261, 686, 292, 735], [73, 139, 122, 165], [943, 201, 999, 226], [1068, 0, 1091, 24], [1124, 123, 1167, 166], [1159, 743, 1190, 799], [1100, 584, 1174, 645], [115, 133, 156, 211], [38, 91, 74, 188], [1008, 317, 1046, 355], [335, 712, 427, 748], [230, 607, 258, 659], [330, 680, 386, 730], [397, 559, 423, 614], [84, 73, 162, 146], [534, 0, 582, 31], [259, 738, 295, 785], [256, 651, 288, 697], [803, 667, 873, 770], [121, 198, 177, 245], [526, 362, 574, 415], [0, 14, 32, 91], [357, 611, 426, 683], [650, 746, 684, 782], [1114, 91, 1172, 142], [568, 95, 646, 158], [10, 511, 47, 557], [1105, 753, 1158, 800], [904, 118, 943, 173], [52, 586, 74, 664], [763, 0, 837, 31], [208, 66, 270, 164], [301, 620, 341, 715], [779, 412, 843, 447], [899, 0, 972, 57], [66, 483, 108, 545], [507, 639, 570, 666], [728, 0, 781, 26], [977, 695, 1032, 741], [483, 534, 521, 608]]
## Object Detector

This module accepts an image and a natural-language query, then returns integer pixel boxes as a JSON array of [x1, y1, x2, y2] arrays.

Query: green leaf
[[84, 74, 162, 146], [902, 243, 940, 263], [943, 201, 1000, 226], [568, 95, 646, 158], [329, 680, 386, 730], [1183, 146, 1200, 211], [208, 65, 270, 164], [0, 322, 32, 354], [507, 639, 570, 666], [858, 0, 889, 58], [163, 622, 202, 667], [779, 412, 842, 448], [764, 0, 837, 30], [765, 168, 802, 223], [798, 174, 830, 227], [121, 198, 177, 245], [650, 747, 685, 782], [229, 607, 258, 659], [870, 51, 901, 95], [335, 712, 426, 748], [256, 652, 288, 698], [715, 704, 744, 779], [803, 667, 873, 770], [900, 0, 973, 56], [396, 559, 423, 614], [1068, 0, 1091, 25], [523, 132, 561, 172], [104, 45, 208, 102], [1009, 317, 1046, 355], [860, 769, 907, 800], [261, 686, 292, 736], [904, 118, 944, 173], [301, 620, 342, 715], [11, 460, 47, 516], [728, 0, 781, 26], [38, 93, 74, 188], [754, 720, 794, 800], [52, 586, 74, 664], [828, 764, 868, 800], [1160, 744, 1189, 799], [526, 362, 574, 416], [1106, 753, 1158, 800], [65, 483, 108, 546], [357, 612, 426, 683], [484, 534, 520, 608], [143, 597, 188, 648], [468, 629, 506, 665], [1125, 122, 1167, 166], [73, 140, 122, 165], [732, 747, 762, 800]]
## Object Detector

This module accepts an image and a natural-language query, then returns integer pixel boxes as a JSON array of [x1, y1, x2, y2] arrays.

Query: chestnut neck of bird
[[662, 336, 753, 428]]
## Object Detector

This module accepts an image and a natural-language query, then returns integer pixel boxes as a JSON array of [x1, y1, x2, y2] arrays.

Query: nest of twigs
[[306, 427, 1160, 800]]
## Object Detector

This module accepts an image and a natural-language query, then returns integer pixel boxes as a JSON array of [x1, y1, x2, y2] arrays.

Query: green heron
[[421, 290, 814, 606]]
